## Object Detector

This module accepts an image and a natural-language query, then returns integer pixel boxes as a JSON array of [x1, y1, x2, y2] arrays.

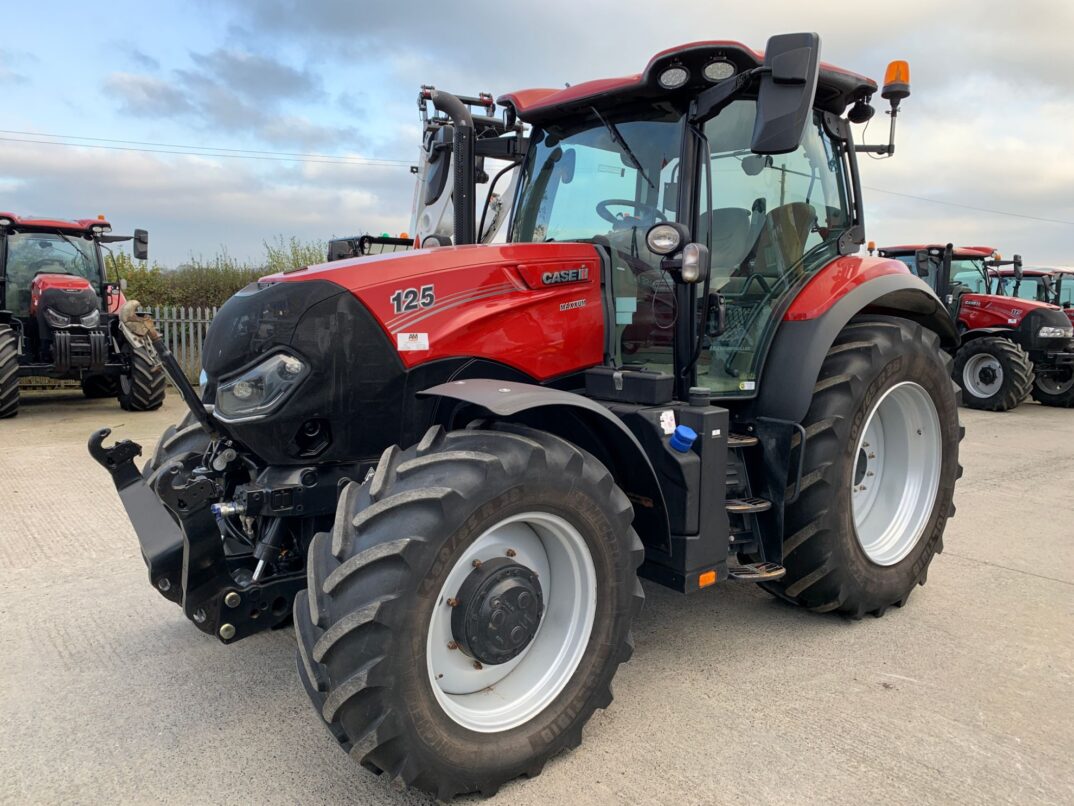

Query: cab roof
[[498, 40, 877, 124], [0, 212, 111, 233], [879, 244, 997, 259]]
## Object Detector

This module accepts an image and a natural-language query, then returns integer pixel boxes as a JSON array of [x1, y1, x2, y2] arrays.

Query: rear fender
[[420, 379, 671, 553], [757, 272, 957, 424]]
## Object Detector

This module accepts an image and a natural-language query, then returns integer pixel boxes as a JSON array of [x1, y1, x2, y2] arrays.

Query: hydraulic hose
[[429, 90, 476, 245]]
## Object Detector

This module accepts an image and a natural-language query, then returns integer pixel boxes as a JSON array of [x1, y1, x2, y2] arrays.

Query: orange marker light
[[884, 60, 910, 87], [882, 60, 911, 101], [399, 232, 409, 239], [698, 570, 717, 588], [98, 214, 106, 220]]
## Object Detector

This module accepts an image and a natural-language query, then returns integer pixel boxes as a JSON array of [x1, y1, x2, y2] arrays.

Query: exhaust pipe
[[427, 90, 476, 246]]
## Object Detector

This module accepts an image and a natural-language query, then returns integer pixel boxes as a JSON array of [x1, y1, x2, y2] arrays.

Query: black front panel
[[38, 286, 98, 318]]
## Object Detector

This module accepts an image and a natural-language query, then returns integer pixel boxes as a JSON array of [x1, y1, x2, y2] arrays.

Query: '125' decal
[[390, 284, 435, 315]]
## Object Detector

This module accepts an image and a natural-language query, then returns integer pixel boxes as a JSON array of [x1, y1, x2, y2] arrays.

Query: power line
[[0, 133, 412, 168], [0, 128, 411, 163], [1, 128, 1070, 227], [862, 185, 1074, 227]]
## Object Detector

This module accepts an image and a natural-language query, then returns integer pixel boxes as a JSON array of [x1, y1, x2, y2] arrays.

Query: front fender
[[420, 379, 671, 553], [757, 272, 957, 423]]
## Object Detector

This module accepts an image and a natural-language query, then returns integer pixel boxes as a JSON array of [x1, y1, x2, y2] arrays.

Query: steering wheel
[[595, 199, 667, 227], [29, 258, 69, 274]]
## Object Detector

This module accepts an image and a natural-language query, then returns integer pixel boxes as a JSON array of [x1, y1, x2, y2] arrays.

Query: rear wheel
[[953, 336, 1033, 411], [117, 346, 166, 411], [0, 324, 19, 419], [1030, 367, 1074, 407], [295, 424, 643, 799], [81, 374, 118, 399], [765, 316, 962, 617]]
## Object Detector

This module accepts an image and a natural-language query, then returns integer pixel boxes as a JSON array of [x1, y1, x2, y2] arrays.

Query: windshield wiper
[[589, 106, 655, 190], [51, 230, 93, 271]]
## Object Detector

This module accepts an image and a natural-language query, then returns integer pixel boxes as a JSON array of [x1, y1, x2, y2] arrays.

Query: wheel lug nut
[[868, 452, 876, 459], [505, 549, 516, 557], [472, 661, 483, 670], [472, 559, 482, 568], [446, 597, 459, 608], [447, 641, 459, 650]]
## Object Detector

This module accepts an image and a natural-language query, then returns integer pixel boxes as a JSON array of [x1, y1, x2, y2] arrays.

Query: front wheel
[[953, 336, 1034, 411], [765, 316, 962, 617], [117, 346, 166, 411], [0, 324, 19, 419], [295, 424, 643, 799], [1030, 367, 1074, 407]]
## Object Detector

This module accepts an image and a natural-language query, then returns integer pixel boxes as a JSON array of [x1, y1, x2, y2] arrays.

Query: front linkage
[[89, 311, 349, 643]]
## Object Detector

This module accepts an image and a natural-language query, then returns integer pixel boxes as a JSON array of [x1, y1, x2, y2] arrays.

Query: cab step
[[726, 497, 771, 514], [728, 562, 786, 582], [728, 433, 759, 448]]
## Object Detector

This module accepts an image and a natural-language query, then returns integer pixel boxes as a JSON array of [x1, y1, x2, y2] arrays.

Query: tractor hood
[[959, 292, 1060, 323], [30, 273, 98, 317], [201, 242, 606, 465]]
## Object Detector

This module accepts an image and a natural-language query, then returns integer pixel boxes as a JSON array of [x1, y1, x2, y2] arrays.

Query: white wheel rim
[[851, 381, 942, 566], [963, 353, 1003, 398], [426, 511, 597, 733]]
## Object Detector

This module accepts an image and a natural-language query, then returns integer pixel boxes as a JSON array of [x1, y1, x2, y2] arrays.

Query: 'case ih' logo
[[542, 267, 589, 285]]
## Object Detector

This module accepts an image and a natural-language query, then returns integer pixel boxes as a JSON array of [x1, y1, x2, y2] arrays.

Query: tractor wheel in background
[[295, 423, 644, 800], [117, 346, 166, 411], [142, 410, 208, 488], [1030, 369, 1074, 407], [952, 336, 1033, 411], [81, 374, 118, 399], [764, 315, 962, 618], [0, 324, 19, 419]]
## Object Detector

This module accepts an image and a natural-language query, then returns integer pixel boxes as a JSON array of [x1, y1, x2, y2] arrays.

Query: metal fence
[[19, 305, 217, 390], [152, 305, 218, 382]]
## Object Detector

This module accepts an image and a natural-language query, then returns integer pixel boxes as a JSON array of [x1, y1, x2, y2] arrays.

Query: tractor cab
[[501, 36, 905, 398]]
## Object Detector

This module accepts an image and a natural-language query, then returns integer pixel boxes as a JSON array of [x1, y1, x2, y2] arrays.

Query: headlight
[[703, 60, 736, 82], [1038, 325, 1073, 339], [215, 352, 308, 422], [43, 308, 71, 328], [646, 223, 684, 255], [80, 309, 101, 327], [657, 66, 690, 90]]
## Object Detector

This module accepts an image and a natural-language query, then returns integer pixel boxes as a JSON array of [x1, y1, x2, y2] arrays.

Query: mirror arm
[[691, 68, 763, 122], [855, 98, 901, 156]]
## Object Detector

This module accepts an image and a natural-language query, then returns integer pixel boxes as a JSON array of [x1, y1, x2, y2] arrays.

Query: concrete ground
[[0, 391, 1072, 806]]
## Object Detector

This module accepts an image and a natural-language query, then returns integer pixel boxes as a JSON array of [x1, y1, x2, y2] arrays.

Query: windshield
[[3, 231, 100, 314], [510, 101, 851, 394]]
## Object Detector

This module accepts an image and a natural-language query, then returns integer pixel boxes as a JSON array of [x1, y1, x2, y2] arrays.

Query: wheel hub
[[451, 557, 544, 665]]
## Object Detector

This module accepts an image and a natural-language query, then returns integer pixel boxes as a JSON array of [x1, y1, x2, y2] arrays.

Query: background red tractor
[[876, 244, 1074, 409], [0, 213, 165, 417], [93, 35, 965, 799]]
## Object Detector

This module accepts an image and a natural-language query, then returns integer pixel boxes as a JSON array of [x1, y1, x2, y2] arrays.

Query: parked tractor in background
[[877, 244, 1074, 409], [93, 36, 964, 799], [0, 214, 165, 418]]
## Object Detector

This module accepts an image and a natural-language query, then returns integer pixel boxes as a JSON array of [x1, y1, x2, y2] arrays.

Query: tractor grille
[[53, 330, 108, 372]]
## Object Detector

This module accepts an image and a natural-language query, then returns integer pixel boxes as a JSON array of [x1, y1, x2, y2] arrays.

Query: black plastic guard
[[88, 428, 184, 603]]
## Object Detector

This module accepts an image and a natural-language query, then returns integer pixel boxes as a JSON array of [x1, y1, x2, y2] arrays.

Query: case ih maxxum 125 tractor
[[92, 35, 965, 798], [0, 213, 165, 417], [877, 244, 1074, 409]]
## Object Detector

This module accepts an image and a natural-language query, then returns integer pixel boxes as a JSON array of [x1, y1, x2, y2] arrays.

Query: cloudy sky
[[1, 0, 1071, 266]]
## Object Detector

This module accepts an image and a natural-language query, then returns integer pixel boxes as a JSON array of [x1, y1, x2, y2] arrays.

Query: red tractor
[[92, 36, 964, 799], [0, 213, 165, 417], [877, 244, 1074, 408]]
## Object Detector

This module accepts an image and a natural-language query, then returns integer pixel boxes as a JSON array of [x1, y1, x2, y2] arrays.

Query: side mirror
[[560, 147, 576, 185], [133, 229, 149, 261], [1013, 254, 1023, 281], [751, 32, 821, 155], [913, 249, 932, 278], [120, 278, 128, 292]]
